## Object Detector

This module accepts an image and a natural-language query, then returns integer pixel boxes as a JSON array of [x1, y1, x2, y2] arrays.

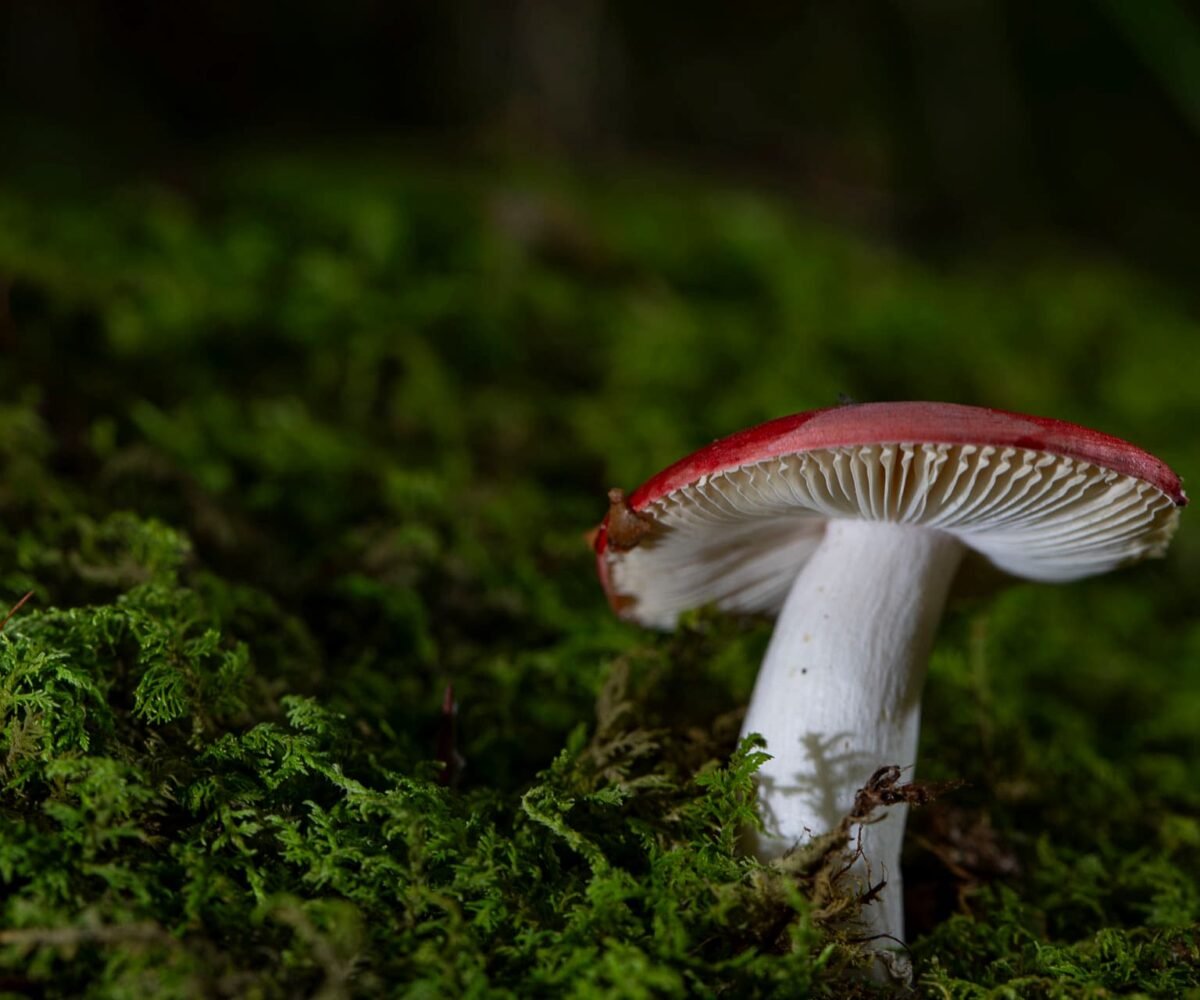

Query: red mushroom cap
[[596, 402, 1186, 626]]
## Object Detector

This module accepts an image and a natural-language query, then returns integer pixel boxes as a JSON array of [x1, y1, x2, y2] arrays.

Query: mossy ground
[[0, 154, 1197, 998]]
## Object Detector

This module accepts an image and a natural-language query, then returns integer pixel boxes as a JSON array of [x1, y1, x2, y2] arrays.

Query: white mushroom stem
[[741, 518, 964, 950]]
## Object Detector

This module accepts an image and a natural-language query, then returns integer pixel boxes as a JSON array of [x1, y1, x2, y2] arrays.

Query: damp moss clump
[[0, 156, 1197, 996]]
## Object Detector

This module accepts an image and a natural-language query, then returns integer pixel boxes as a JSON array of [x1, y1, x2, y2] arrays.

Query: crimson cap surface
[[595, 402, 1186, 629]]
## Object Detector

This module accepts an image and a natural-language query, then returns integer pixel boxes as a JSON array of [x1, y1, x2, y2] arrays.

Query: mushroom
[[593, 401, 1186, 961]]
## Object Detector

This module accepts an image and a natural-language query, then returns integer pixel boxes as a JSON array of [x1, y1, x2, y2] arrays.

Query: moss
[[0, 153, 1196, 996]]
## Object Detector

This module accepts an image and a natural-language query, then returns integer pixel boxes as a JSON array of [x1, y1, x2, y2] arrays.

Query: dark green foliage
[[0, 154, 1197, 996]]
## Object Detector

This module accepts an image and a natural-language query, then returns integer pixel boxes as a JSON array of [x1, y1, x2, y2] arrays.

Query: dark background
[[4, 0, 1200, 290]]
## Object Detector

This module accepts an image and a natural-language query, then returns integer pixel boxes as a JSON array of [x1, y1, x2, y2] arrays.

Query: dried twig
[[0, 591, 34, 633]]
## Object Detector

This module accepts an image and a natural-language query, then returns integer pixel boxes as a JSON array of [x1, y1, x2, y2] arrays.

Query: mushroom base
[[741, 519, 964, 959]]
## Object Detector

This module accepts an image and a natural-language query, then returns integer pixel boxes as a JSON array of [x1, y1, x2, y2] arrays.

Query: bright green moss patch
[[0, 154, 1196, 996]]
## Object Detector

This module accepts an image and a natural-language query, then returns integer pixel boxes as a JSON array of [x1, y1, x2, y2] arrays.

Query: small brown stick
[[0, 591, 34, 633], [436, 683, 465, 788]]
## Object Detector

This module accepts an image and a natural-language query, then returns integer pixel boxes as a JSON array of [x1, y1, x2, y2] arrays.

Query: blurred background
[[5, 0, 1200, 285], [2, 0, 1198, 723], [1, 0, 1198, 773]]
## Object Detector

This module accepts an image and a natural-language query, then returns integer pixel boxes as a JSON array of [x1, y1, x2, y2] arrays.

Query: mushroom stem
[[741, 519, 963, 950]]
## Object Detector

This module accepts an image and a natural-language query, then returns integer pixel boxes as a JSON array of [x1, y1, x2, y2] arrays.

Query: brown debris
[[761, 765, 964, 946], [435, 683, 465, 788], [604, 488, 657, 551], [609, 592, 639, 615], [0, 591, 34, 633], [850, 765, 964, 818]]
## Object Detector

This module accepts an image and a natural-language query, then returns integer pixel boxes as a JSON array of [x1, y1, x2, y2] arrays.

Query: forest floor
[[0, 151, 1196, 997]]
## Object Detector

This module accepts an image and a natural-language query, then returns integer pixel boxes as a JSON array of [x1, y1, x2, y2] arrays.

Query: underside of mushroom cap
[[596, 403, 1186, 629]]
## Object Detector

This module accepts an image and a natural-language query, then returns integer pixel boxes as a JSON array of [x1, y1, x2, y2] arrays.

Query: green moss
[[0, 153, 1196, 996]]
